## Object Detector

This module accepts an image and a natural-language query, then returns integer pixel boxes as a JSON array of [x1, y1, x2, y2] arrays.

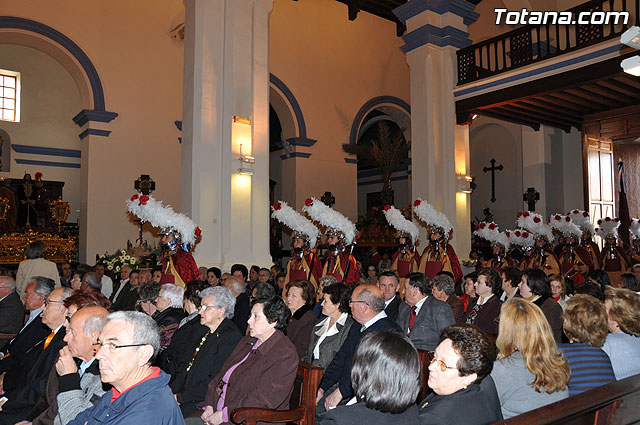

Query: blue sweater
[[602, 331, 640, 380], [558, 343, 616, 395]]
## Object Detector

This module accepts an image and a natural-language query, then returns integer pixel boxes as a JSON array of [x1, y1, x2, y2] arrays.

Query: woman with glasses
[[171, 286, 242, 418], [419, 324, 502, 425]]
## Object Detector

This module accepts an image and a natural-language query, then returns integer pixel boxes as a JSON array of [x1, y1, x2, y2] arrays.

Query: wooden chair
[[417, 349, 434, 402], [231, 362, 324, 425]]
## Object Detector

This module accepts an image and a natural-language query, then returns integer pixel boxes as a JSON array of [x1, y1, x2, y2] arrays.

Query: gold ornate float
[[0, 229, 77, 265]]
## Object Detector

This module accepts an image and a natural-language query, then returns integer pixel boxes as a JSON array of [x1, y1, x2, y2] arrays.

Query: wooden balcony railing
[[457, 0, 639, 85]]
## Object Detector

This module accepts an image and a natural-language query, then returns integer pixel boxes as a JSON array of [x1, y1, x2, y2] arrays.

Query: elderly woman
[[602, 286, 640, 379], [318, 331, 420, 424], [460, 272, 477, 313], [138, 282, 161, 316], [491, 298, 570, 419], [302, 283, 354, 369], [558, 294, 615, 395], [171, 286, 243, 417], [465, 268, 503, 336], [155, 284, 187, 348], [419, 325, 503, 425], [285, 279, 318, 358], [191, 296, 297, 425], [432, 274, 465, 324], [313, 275, 339, 317], [519, 269, 564, 343], [549, 274, 569, 311]]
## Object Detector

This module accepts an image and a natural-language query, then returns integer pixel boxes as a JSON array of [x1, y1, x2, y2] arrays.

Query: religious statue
[[16, 173, 38, 227]]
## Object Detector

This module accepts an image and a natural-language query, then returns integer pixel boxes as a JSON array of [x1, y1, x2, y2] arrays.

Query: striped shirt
[[558, 342, 616, 395]]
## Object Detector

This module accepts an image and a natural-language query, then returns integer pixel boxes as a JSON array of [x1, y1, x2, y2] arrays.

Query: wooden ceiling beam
[[563, 88, 619, 107], [596, 80, 640, 99], [580, 84, 637, 104], [549, 91, 610, 110], [539, 94, 600, 114], [476, 109, 541, 131], [493, 105, 577, 131], [612, 76, 640, 91], [517, 98, 583, 120]]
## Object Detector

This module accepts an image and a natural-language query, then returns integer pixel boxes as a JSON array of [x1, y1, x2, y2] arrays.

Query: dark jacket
[[302, 314, 354, 370], [320, 316, 402, 398], [319, 403, 419, 425], [154, 307, 187, 347], [534, 296, 563, 343], [0, 292, 24, 335], [286, 304, 318, 358], [418, 376, 503, 425], [172, 319, 242, 417], [158, 314, 208, 381], [0, 313, 50, 374], [67, 369, 184, 425], [233, 292, 251, 335], [384, 295, 402, 321], [465, 295, 502, 336], [397, 297, 454, 351], [446, 295, 466, 325], [197, 331, 298, 424]]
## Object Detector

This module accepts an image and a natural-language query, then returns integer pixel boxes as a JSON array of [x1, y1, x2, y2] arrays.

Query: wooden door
[[584, 134, 615, 246]]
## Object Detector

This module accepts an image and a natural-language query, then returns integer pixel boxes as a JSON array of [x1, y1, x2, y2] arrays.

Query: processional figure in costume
[[412, 199, 463, 283], [505, 228, 535, 268], [303, 197, 360, 285], [271, 201, 322, 289], [627, 218, 640, 266], [518, 211, 561, 275], [569, 209, 601, 270], [596, 217, 629, 288], [549, 213, 592, 286], [16, 173, 38, 227], [126, 192, 200, 288], [383, 205, 421, 279], [474, 222, 514, 270]]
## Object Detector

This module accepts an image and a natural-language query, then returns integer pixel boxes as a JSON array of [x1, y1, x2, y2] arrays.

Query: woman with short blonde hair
[[491, 298, 570, 419], [602, 286, 640, 379]]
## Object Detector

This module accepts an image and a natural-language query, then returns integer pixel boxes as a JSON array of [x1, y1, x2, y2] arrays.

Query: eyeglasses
[[199, 304, 218, 312], [95, 341, 149, 352], [44, 299, 65, 307], [349, 300, 367, 306], [429, 357, 458, 372]]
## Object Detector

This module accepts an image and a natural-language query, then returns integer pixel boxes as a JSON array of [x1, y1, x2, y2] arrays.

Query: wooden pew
[[231, 362, 324, 425], [492, 374, 640, 425]]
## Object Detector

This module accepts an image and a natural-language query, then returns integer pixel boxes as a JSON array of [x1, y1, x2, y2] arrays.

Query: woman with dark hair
[[459, 272, 477, 313], [207, 267, 221, 286], [519, 269, 564, 343], [285, 279, 318, 358], [588, 269, 612, 290], [190, 296, 297, 425], [302, 283, 354, 369], [465, 268, 503, 336], [620, 273, 638, 292], [419, 325, 502, 425], [318, 331, 420, 424]]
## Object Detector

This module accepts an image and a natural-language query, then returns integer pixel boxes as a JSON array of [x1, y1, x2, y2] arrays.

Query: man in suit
[[0, 277, 54, 373], [59, 263, 73, 288], [0, 277, 24, 350], [378, 270, 402, 321], [397, 272, 454, 351], [111, 268, 138, 311], [0, 287, 72, 423], [316, 284, 401, 412], [109, 264, 131, 304]]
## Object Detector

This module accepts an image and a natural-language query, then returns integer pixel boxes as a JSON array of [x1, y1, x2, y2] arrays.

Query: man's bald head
[[354, 284, 385, 312]]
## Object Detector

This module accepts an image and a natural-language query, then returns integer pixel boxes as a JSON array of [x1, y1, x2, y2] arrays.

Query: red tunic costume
[[391, 249, 421, 279], [160, 248, 199, 288], [600, 244, 630, 287], [323, 251, 360, 285], [582, 240, 602, 270], [559, 245, 593, 285], [486, 255, 515, 272], [524, 248, 561, 275], [418, 243, 463, 283], [285, 249, 323, 288]]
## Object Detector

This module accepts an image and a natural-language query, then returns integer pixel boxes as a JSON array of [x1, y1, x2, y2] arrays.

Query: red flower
[[555, 214, 561, 220], [615, 218, 620, 222], [533, 217, 541, 223], [474, 225, 480, 231], [517, 212, 523, 217], [506, 231, 511, 237], [195, 227, 202, 237], [356, 232, 362, 240], [273, 202, 282, 211], [479, 222, 486, 229], [414, 200, 421, 207], [583, 212, 588, 217], [523, 232, 529, 238], [523, 212, 530, 217], [565, 216, 571, 222], [449, 229, 454, 236], [605, 217, 611, 222], [35, 172, 43, 180], [131, 194, 139, 201], [515, 231, 521, 237], [139, 194, 149, 205], [598, 219, 603, 225], [384, 205, 391, 211], [305, 198, 313, 207], [488, 223, 496, 230]]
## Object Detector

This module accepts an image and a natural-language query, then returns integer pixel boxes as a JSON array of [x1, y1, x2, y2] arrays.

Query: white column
[[521, 126, 549, 216], [181, 0, 273, 270]]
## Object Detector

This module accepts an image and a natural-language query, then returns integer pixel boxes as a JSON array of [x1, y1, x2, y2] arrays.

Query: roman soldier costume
[[474, 222, 514, 271], [569, 209, 601, 270], [383, 205, 421, 279], [518, 211, 561, 275], [505, 228, 535, 268], [597, 217, 629, 287], [628, 218, 640, 267], [549, 213, 592, 285]]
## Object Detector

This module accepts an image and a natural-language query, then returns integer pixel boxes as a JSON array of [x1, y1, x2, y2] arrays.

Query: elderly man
[[432, 274, 465, 324], [0, 287, 72, 423], [67, 311, 185, 424], [397, 272, 454, 351], [82, 272, 103, 293], [109, 264, 132, 305], [94, 264, 113, 299], [15, 241, 61, 297], [0, 277, 54, 373], [316, 284, 401, 412], [154, 284, 186, 348], [0, 277, 24, 346], [59, 263, 73, 289], [225, 276, 250, 335], [111, 268, 139, 311], [377, 270, 402, 321]]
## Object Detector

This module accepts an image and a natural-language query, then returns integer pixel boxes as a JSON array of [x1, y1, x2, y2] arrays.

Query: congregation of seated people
[[1, 240, 640, 425]]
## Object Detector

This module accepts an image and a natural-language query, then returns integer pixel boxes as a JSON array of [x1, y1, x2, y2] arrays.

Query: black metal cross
[[523, 187, 540, 211], [321, 191, 335, 207], [483, 158, 503, 203], [134, 174, 155, 195]]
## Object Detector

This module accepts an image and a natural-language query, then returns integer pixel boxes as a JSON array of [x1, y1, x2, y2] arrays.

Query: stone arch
[[269, 73, 312, 145], [349, 96, 411, 146]]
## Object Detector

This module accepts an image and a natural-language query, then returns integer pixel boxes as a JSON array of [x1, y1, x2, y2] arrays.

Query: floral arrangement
[[97, 249, 137, 272]]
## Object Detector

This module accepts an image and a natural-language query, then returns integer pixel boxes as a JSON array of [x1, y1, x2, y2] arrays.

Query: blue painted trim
[[15, 158, 80, 169], [401, 24, 472, 52], [345, 158, 358, 164], [12, 144, 81, 158], [393, 0, 479, 26], [357, 175, 409, 187], [286, 137, 317, 147], [175, 120, 182, 131], [72, 110, 118, 127], [454, 44, 623, 97], [349, 96, 411, 146], [0, 17, 107, 110], [281, 152, 312, 160], [79, 128, 111, 140], [269, 73, 307, 139]]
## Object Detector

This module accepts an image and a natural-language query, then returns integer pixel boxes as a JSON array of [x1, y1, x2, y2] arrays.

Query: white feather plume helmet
[[630, 218, 640, 240], [548, 213, 582, 238], [474, 222, 510, 250], [505, 228, 535, 248], [568, 209, 595, 236], [126, 193, 201, 247], [412, 199, 453, 240], [302, 197, 356, 245], [271, 201, 320, 249], [383, 205, 420, 244], [516, 211, 554, 243], [596, 217, 620, 239]]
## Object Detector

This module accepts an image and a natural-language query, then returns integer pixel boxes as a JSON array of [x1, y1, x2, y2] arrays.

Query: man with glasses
[[316, 284, 401, 413], [67, 311, 185, 424], [0, 287, 72, 423], [0, 276, 23, 349]]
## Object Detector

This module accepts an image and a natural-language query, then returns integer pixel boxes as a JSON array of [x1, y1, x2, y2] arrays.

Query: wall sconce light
[[233, 115, 254, 175], [457, 175, 476, 194], [471, 113, 479, 120]]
